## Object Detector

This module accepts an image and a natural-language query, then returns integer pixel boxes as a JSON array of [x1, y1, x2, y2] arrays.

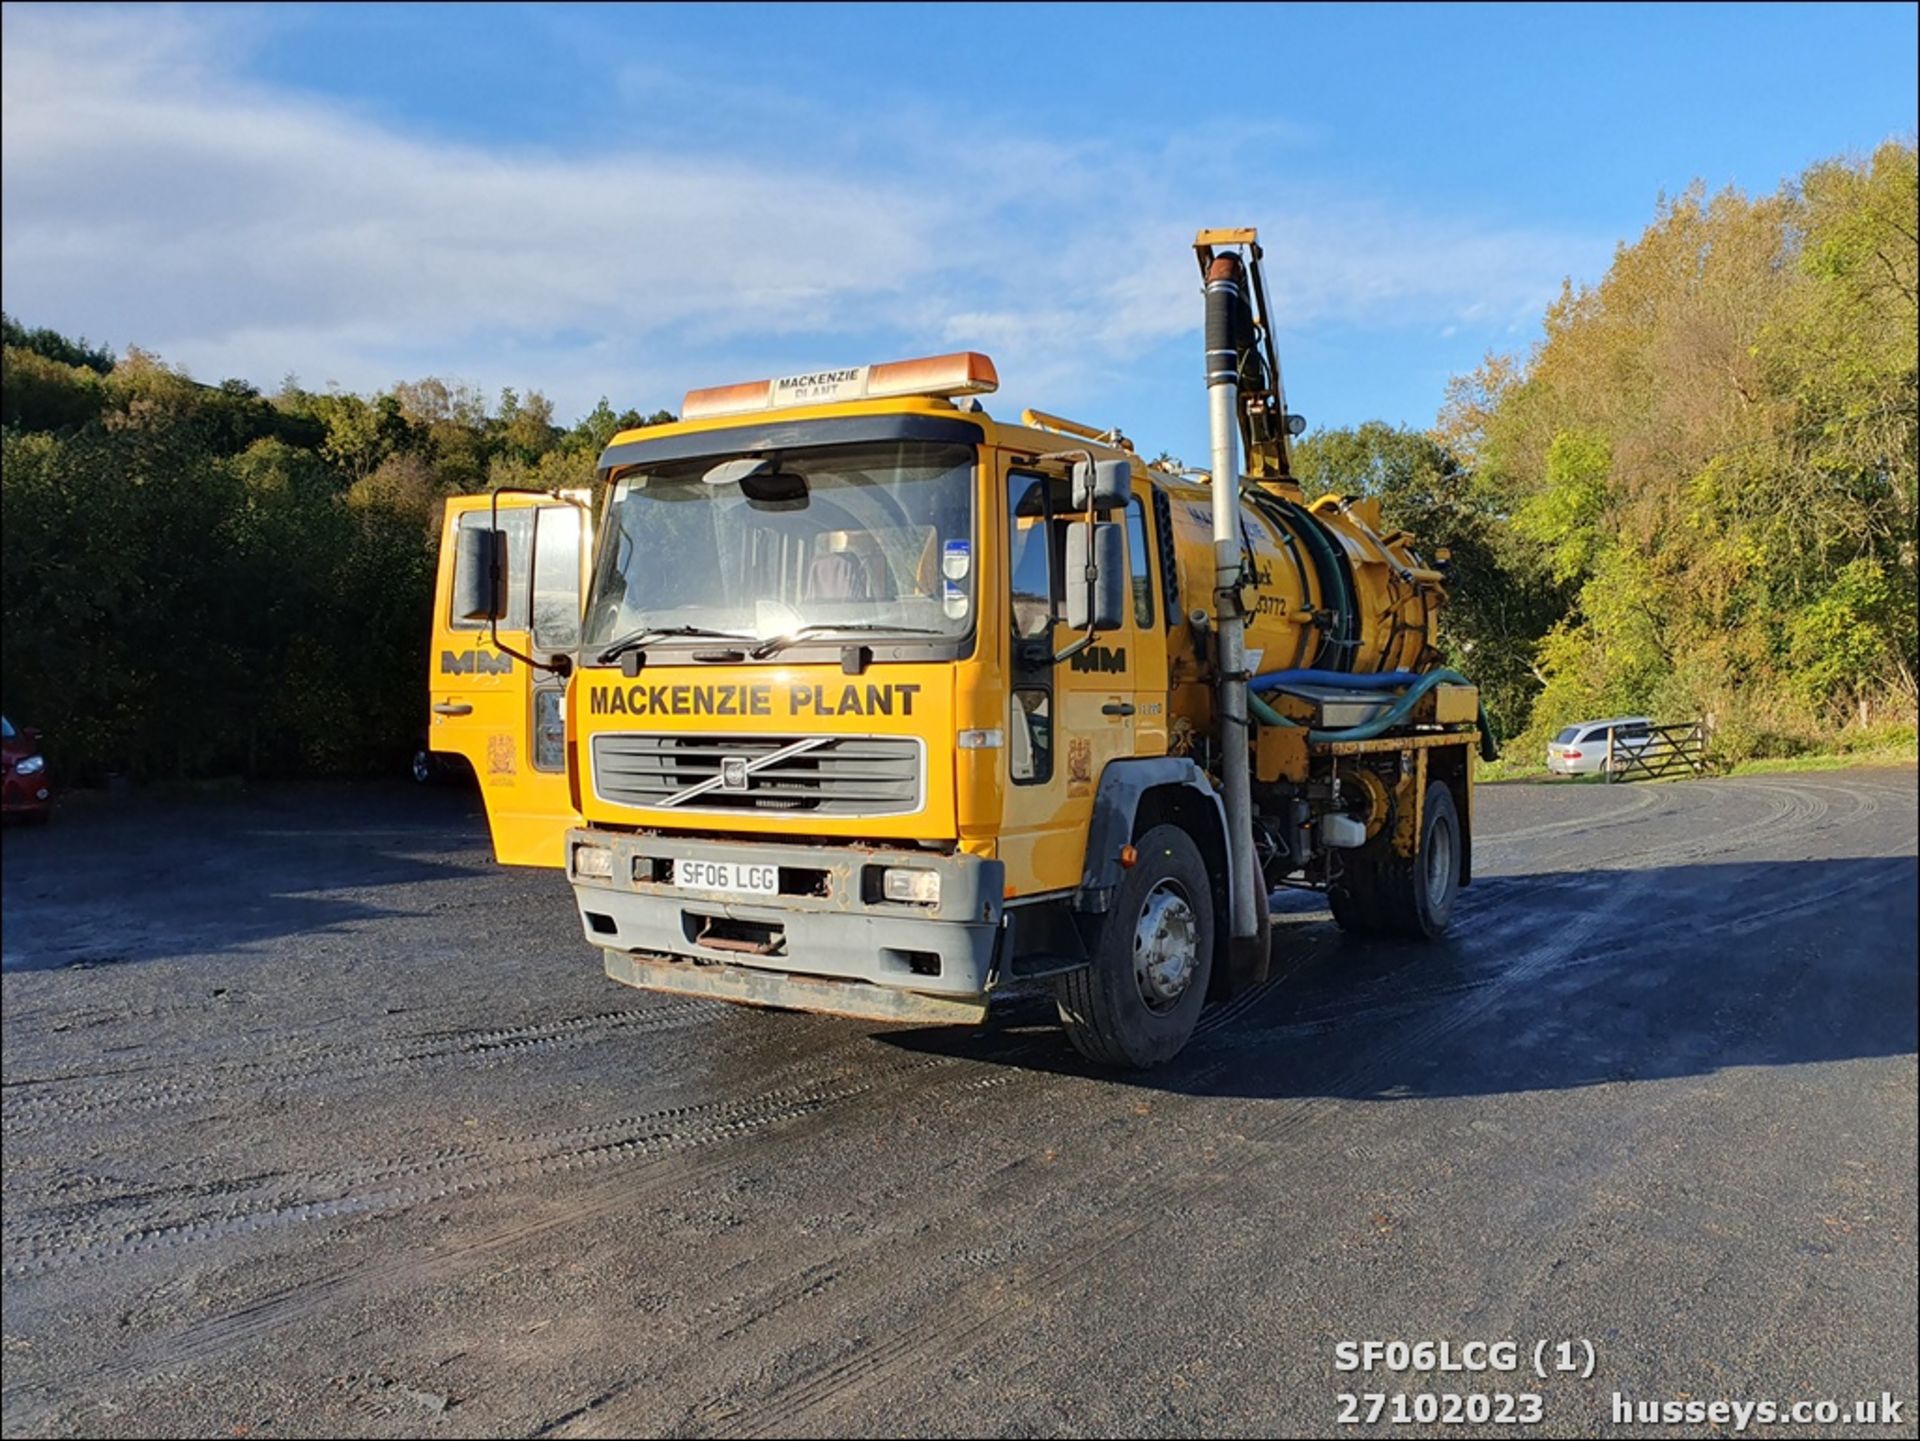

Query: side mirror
[[454, 526, 507, 622], [1071, 458, 1131, 512], [1064, 520, 1126, 633]]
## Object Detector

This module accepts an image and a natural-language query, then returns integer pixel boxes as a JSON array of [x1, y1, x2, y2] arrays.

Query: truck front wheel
[[1054, 823, 1215, 1069]]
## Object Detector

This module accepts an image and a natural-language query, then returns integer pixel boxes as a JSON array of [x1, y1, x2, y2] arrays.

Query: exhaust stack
[[1204, 250, 1259, 945]]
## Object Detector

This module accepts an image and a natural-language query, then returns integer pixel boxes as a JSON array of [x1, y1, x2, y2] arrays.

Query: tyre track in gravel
[[32, 1022, 1067, 1422], [2, 1056, 884, 1273], [1471, 782, 1663, 848], [1, 993, 909, 1272], [0, 999, 728, 1135], [5, 1078, 860, 1276], [667, 778, 1856, 1439]]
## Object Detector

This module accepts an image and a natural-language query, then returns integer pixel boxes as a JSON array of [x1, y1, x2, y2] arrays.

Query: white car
[[1546, 717, 1654, 776]]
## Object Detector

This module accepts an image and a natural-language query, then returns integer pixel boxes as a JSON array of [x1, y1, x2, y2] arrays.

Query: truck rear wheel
[[1329, 780, 1459, 942], [1054, 823, 1215, 1069]]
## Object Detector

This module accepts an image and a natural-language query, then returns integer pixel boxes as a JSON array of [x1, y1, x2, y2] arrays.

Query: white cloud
[[0, 6, 1606, 421]]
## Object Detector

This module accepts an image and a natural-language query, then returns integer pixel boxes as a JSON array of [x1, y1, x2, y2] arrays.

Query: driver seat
[[807, 550, 871, 601]]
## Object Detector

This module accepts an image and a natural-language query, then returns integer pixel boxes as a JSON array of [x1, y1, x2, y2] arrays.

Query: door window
[[532, 687, 566, 772], [1010, 689, 1052, 783], [531, 506, 583, 649], [1124, 496, 1155, 629], [1006, 470, 1062, 787], [1008, 473, 1058, 640]]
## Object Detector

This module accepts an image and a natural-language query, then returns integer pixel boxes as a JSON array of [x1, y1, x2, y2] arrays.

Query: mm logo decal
[[441, 649, 514, 676], [1068, 645, 1127, 674]]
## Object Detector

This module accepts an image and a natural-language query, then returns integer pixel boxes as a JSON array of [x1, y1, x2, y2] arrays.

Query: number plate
[[676, 858, 777, 896]]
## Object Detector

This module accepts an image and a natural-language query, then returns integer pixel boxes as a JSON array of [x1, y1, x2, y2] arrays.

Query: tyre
[[1054, 823, 1215, 1069], [1329, 780, 1459, 941]]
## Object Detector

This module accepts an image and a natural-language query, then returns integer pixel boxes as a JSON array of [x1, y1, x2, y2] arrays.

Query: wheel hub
[[1133, 881, 1198, 1011]]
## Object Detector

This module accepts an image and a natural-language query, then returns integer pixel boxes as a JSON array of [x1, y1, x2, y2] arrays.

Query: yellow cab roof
[[598, 394, 1138, 478]]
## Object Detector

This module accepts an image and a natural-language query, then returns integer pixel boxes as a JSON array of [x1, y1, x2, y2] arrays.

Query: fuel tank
[[1152, 474, 1446, 723]]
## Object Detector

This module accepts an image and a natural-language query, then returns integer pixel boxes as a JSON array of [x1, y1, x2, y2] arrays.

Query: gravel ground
[[2, 768, 1915, 1439]]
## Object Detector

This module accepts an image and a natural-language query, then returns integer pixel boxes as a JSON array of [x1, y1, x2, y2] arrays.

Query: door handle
[[432, 702, 474, 716], [1101, 702, 1135, 717]]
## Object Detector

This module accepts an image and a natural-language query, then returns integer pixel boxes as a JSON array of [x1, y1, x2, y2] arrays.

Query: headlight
[[571, 843, 614, 879], [881, 867, 940, 904], [15, 755, 45, 776]]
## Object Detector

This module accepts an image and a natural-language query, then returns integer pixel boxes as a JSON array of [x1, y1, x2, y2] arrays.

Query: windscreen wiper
[[597, 626, 756, 664], [749, 624, 945, 659]]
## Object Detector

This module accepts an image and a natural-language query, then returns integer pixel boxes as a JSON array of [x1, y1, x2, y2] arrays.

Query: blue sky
[[3, 2, 1914, 463]]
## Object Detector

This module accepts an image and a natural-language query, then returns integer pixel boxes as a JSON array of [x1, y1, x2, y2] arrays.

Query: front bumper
[[2, 775, 50, 813], [568, 829, 1005, 1004]]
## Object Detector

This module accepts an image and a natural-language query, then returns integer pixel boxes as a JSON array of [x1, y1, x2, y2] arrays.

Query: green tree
[[1455, 141, 1917, 758]]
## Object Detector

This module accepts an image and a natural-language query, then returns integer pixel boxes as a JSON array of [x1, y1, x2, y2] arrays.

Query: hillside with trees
[[0, 321, 670, 780], [1294, 140, 1916, 761]]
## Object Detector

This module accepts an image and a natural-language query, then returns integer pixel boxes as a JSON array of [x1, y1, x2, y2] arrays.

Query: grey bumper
[[567, 830, 1004, 998]]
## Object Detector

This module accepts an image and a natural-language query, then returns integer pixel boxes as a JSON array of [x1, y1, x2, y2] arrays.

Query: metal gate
[[1606, 721, 1709, 782]]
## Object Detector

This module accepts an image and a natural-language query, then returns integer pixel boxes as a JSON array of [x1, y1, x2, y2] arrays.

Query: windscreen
[[585, 441, 975, 651], [1553, 727, 1580, 744]]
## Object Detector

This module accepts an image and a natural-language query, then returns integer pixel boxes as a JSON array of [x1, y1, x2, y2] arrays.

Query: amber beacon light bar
[[681, 351, 1000, 420]]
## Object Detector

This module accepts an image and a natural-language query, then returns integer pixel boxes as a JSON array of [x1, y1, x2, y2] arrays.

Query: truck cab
[[428, 490, 592, 868], [558, 367, 1172, 1028]]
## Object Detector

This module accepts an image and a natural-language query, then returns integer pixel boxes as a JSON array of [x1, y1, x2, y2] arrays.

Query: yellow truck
[[428, 229, 1488, 1067]]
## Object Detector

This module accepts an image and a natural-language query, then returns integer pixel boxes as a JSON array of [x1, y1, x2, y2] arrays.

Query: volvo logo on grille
[[720, 756, 750, 790]]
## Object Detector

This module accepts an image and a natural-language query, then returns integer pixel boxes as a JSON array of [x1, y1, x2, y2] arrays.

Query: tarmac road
[[2, 769, 1915, 1438]]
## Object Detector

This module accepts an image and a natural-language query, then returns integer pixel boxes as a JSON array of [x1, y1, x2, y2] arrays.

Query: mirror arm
[[486, 487, 572, 678], [1052, 631, 1096, 665]]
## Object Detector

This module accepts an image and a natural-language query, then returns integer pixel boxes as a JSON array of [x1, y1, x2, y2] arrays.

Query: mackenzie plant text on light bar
[[681, 352, 1000, 419]]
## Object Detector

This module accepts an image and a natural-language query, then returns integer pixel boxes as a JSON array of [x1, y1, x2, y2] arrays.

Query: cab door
[[997, 462, 1142, 897], [429, 494, 589, 867], [1120, 491, 1170, 756]]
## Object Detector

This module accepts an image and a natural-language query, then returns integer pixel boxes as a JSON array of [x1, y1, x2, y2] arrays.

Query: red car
[[2, 715, 51, 823]]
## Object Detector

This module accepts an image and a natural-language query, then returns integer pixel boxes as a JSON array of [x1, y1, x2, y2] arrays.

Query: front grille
[[592, 733, 922, 816]]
